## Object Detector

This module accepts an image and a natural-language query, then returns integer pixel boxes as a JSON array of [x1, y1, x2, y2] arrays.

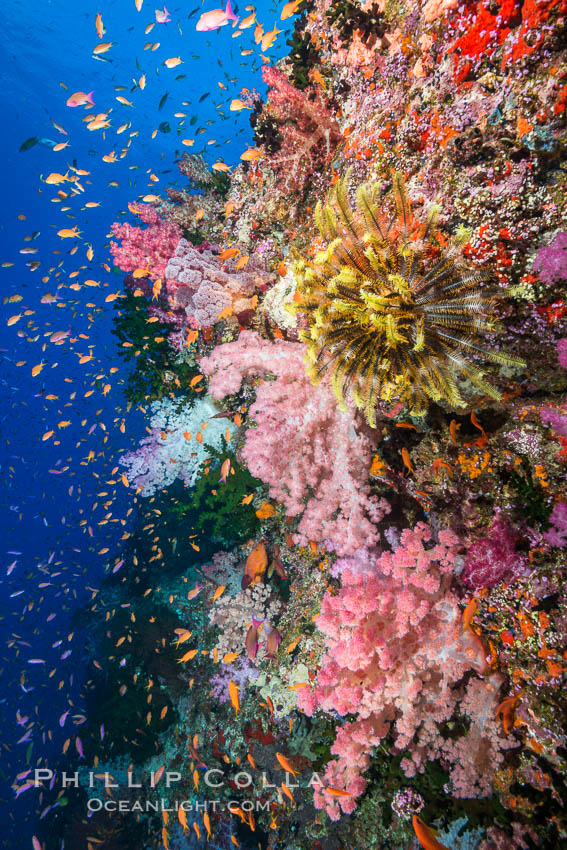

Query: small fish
[[228, 680, 240, 714], [211, 585, 226, 603], [212, 161, 231, 172], [412, 815, 449, 850], [66, 91, 95, 107], [155, 4, 171, 23], [164, 57, 182, 68], [240, 147, 263, 161], [261, 24, 282, 52], [57, 227, 81, 239], [462, 598, 478, 631], [245, 624, 259, 661], [265, 626, 281, 658], [449, 419, 461, 445], [470, 411, 486, 435], [45, 171, 69, 184], [432, 458, 453, 477], [275, 752, 297, 777], [495, 694, 521, 734], [196, 0, 238, 31], [218, 247, 240, 260], [230, 98, 251, 111], [401, 447, 414, 474], [281, 0, 303, 19], [95, 12, 105, 38], [92, 42, 113, 55], [19, 137, 39, 152], [220, 458, 231, 482], [239, 11, 255, 28]]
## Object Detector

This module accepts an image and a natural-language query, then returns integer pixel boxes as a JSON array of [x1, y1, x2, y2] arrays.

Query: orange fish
[[242, 541, 268, 589], [220, 458, 231, 482], [462, 598, 478, 631], [281, 0, 302, 19], [449, 419, 461, 445], [95, 12, 105, 38], [218, 247, 240, 260], [240, 148, 263, 161], [228, 680, 240, 714], [211, 585, 226, 603], [413, 816, 449, 850], [401, 447, 414, 474], [496, 694, 521, 734], [275, 752, 297, 777], [432, 457, 453, 477], [470, 411, 486, 435]]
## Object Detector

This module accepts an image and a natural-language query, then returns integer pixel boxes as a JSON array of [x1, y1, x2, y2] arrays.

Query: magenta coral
[[543, 501, 567, 548], [298, 524, 502, 817], [261, 67, 341, 195], [462, 515, 527, 590], [110, 204, 181, 282], [532, 231, 567, 286], [200, 331, 389, 554]]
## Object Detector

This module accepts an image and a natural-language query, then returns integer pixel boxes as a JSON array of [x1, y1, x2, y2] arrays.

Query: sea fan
[[292, 172, 525, 424]]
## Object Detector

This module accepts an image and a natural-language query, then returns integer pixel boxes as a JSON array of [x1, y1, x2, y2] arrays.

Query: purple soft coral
[[462, 516, 527, 590]]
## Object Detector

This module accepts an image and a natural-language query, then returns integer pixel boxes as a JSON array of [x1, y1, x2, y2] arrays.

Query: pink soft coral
[[200, 331, 389, 554], [298, 524, 506, 818], [261, 67, 341, 196], [110, 204, 181, 282]]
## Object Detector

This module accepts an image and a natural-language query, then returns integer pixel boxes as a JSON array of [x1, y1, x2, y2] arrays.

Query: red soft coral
[[260, 67, 341, 196]]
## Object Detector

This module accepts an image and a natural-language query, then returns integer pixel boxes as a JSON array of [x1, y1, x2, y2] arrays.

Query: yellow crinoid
[[291, 172, 525, 424]]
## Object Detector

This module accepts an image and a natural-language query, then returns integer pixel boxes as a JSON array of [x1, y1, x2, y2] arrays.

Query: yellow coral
[[292, 172, 525, 424]]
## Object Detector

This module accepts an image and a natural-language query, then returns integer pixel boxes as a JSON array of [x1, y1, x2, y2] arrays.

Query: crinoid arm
[[292, 173, 526, 425]]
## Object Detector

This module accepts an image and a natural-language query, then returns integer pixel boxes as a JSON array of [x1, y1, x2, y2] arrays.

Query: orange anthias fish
[[462, 597, 478, 631], [412, 816, 449, 850], [240, 148, 263, 161], [220, 458, 231, 482], [95, 12, 105, 38], [275, 752, 297, 777], [496, 694, 522, 734], [228, 680, 240, 714], [66, 91, 94, 107], [401, 447, 414, 474], [217, 247, 240, 260], [242, 540, 268, 589], [281, 0, 303, 19]]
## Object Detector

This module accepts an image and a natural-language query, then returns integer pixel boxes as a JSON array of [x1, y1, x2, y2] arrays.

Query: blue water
[[0, 1, 293, 844]]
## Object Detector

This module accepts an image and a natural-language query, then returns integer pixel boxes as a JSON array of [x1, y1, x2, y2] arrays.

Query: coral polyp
[[292, 173, 525, 423]]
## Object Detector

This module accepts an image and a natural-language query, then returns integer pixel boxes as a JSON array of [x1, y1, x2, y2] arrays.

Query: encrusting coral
[[292, 172, 526, 423]]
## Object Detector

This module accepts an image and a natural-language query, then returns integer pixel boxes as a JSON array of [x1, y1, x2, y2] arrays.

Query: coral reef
[[120, 397, 235, 495], [201, 331, 390, 554], [292, 173, 525, 422]]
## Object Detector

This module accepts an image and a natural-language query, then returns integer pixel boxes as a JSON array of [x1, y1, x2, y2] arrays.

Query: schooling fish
[[196, 0, 238, 31], [66, 91, 94, 107]]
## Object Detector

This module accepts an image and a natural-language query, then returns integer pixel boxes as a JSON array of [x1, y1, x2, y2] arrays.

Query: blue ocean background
[[0, 1, 293, 844]]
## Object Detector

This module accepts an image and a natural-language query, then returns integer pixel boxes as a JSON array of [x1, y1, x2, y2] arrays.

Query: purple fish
[[265, 625, 282, 659], [17, 730, 32, 744], [15, 781, 35, 797], [245, 624, 259, 661], [75, 737, 84, 758]]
